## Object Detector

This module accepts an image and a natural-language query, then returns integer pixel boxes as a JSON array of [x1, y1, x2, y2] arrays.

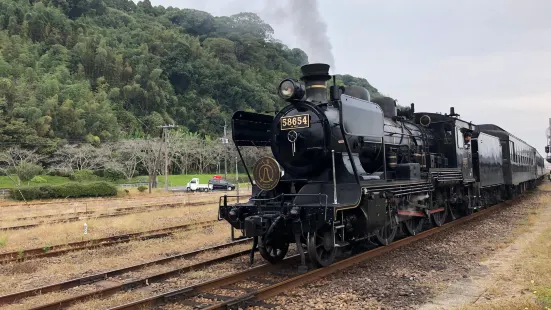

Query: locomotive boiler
[[219, 63, 545, 270]]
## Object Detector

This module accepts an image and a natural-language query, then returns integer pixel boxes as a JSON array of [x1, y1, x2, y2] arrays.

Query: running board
[[397, 207, 445, 218]]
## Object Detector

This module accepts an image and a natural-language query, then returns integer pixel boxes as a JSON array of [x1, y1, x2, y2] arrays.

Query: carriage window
[[522, 154, 524, 165], [523, 154, 525, 165]]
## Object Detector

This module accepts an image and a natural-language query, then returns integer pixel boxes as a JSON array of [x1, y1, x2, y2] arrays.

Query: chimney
[[300, 63, 331, 103]]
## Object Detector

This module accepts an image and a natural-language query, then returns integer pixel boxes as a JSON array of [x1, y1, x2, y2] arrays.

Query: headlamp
[[277, 79, 305, 101]]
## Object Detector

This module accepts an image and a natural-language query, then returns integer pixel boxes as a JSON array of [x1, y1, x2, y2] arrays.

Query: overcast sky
[[144, 0, 551, 161]]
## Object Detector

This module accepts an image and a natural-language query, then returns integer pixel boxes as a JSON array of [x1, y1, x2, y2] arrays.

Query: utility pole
[[223, 120, 228, 181], [159, 124, 178, 190], [547, 119, 551, 162]]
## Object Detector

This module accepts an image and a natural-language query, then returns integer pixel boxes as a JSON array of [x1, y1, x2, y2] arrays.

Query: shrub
[[69, 170, 98, 182], [13, 163, 43, 182], [30, 176, 47, 183], [10, 182, 117, 201], [46, 167, 74, 178], [137, 185, 147, 192], [103, 168, 126, 181]]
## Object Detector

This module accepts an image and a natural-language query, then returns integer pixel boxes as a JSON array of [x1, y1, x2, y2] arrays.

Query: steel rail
[[28, 249, 254, 310], [106, 257, 297, 310], [0, 219, 220, 263], [108, 199, 514, 310], [0, 211, 94, 222], [0, 201, 202, 231], [0, 197, 247, 231], [205, 201, 510, 309], [0, 239, 250, 306]]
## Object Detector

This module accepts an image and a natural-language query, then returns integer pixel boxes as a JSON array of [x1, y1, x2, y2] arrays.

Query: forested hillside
[[0, 0, 384, 152]]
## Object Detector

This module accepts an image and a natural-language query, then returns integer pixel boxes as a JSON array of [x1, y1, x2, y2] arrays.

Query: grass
[[0, 224, 252, 309], [0, 190, 251, 229], [159, 174, 249, 186], [461, 185, 551, 310], [0, 175, 72, 188], [525, 224, 551, 309], [0, 192, 249, 253], [0, 173, 251, 189]]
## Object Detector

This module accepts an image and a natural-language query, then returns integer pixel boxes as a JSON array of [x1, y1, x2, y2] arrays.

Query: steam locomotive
[[218, 63, 546, 270]]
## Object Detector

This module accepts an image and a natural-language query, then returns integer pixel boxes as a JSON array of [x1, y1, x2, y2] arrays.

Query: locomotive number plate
[[280, 114, 310, 130]]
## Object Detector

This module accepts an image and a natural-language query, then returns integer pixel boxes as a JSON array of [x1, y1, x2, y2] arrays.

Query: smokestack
[[300, 63, 331, 103]]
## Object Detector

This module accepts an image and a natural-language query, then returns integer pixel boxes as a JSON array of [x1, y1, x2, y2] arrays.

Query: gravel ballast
[[256, 189, 548, 309]]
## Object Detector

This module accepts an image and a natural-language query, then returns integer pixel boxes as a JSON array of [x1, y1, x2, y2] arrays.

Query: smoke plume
[[261, 0, 336, 72]]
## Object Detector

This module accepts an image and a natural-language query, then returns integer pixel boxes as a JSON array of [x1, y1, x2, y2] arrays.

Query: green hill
[[0, 0, 383, 152]]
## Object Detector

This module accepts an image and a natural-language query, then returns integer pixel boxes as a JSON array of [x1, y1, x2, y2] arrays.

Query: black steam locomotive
[[219, 63, 546, 270]]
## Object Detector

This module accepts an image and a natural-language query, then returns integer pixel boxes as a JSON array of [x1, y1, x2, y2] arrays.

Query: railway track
[[106, 199, 510, 310], [0, 239, 252, 307], [0, 196, 249, 231], [0, 197, 245, 223], [0, 201, 211, 231], [0, 191, 239, 208], [0, 219, 221, 263]]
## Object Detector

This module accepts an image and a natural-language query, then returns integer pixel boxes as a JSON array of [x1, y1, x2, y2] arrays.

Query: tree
[[110, 140, 142, 180], [52, 144, 109, 171], [135, 138, 163, 193], [0, 146, 44, 185], [0, 0, 389, 156]]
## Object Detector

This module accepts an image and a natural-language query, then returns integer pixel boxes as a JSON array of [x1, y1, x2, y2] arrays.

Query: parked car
[[186, 178, 213, 192], [208, 177, 235, 191]]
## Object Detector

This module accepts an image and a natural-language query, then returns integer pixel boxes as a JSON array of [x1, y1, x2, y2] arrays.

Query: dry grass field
[[0, 190, 250, 253], [0, 225, 252, 309], [0, 189, 250, 221], [0, 188, 253, 308]]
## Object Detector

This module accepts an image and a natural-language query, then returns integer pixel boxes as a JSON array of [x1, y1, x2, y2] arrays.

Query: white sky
[[143, 0, 551, 160]]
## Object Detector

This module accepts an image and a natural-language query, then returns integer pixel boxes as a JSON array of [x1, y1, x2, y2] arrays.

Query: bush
[[30, 176, 47, 183], [10, 181, 118, 201], [103, 168, 126, 181], [12, 163, 43, 182], [69, 170, 98, 182], [137, 185, 147, 192], [45, 167, 74, 178]]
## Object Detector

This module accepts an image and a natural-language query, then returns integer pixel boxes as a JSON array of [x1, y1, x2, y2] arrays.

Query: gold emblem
[[253, 157, 281, 191]]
